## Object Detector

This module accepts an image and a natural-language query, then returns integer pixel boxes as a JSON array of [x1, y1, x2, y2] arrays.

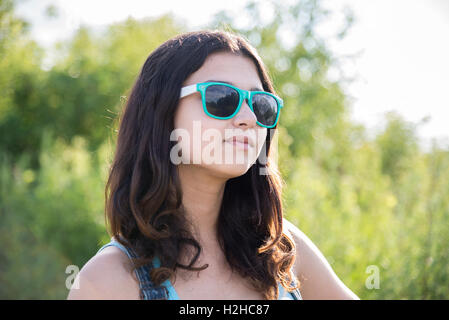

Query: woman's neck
[[177, 164, 227, 246]]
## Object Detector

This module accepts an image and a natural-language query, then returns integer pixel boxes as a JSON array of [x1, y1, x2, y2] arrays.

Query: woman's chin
[[204, 162, 253, 179]]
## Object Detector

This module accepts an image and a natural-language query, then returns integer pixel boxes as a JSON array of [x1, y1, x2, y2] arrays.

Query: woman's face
[[173, 51, 268, 179]]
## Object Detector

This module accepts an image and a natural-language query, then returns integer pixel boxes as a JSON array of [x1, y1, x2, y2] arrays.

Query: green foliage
[[0, 0, 448, 299], [0, 132, 110, 298], [376, 112, 420, 182], [0, 7, 186, 166], [0, 0, 44, 164]]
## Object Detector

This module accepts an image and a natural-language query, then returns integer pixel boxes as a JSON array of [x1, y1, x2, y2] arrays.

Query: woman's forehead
[[189, 53, 263, 90]]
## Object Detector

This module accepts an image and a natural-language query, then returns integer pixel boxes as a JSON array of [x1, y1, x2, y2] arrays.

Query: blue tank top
[[96, 237, 302, 300]]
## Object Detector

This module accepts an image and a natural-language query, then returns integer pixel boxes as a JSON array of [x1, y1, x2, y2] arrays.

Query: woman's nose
[[232, 99, 257, 128]]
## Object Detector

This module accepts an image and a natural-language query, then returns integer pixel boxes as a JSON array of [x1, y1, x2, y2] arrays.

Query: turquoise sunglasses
[[179, 82, 283, 128]]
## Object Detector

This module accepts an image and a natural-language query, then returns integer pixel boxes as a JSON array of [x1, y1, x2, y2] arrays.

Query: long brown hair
[[104, 29, 300, 299]]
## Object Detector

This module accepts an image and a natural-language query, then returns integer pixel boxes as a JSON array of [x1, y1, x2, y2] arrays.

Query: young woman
[[67, 30, 359, 300]]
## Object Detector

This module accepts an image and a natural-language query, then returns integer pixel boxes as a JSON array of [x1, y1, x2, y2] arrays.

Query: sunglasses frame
[[179, 82, 283, 128]]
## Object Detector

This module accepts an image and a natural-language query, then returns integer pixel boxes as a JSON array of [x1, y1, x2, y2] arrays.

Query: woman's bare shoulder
[[283, 218, 359, 299], [282, 218, 305, 278], [66, 246, 140, 300]]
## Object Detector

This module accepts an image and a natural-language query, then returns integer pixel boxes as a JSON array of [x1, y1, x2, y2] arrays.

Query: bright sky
[[15, 0, 449, 151]]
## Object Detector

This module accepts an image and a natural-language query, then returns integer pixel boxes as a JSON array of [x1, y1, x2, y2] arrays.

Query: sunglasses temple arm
[[179, 84, 197, 98]]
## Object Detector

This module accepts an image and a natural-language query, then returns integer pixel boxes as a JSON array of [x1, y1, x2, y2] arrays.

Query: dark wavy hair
[[104, 29, 300, 300]]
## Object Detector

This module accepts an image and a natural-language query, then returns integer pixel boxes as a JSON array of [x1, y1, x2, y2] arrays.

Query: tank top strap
[[284, 271, 303, 300], [290, 273, 303, 300], [290, 284, 303, 300], [96, 236, 168, 300]]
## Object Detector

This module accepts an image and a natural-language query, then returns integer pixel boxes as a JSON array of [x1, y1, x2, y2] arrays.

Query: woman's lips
[[224, 139, 250, 150]]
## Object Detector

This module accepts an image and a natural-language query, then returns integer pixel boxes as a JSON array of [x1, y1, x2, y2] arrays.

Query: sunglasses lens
[[205, 85, 239, 118], [252, 93, 279, 127]]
